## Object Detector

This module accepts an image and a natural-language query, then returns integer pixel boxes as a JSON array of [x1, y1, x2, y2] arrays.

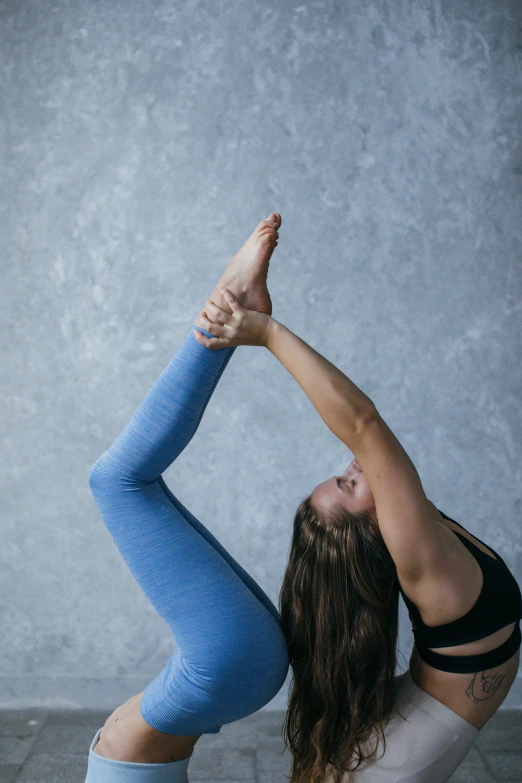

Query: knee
[[88, 458, 114, 492]]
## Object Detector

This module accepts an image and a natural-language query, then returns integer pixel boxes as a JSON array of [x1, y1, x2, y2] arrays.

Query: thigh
[[326, 671, 480, 783], [157, 476, 282, 624], [93, 472, 289, 735], [96, 476, 282, 662]]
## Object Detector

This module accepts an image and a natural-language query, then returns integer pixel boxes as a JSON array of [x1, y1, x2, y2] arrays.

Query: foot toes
[[261, 212, 281, 229], [259, 227, 279, 241], [266, 212, 281, 228]]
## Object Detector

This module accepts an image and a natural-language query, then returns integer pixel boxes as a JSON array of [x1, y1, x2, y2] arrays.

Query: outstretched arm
[[264, 318, 376, 439], [266, 318, 443, 585]]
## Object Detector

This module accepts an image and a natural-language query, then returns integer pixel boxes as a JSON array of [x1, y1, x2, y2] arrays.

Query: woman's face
[[310, 458, 376, 517]]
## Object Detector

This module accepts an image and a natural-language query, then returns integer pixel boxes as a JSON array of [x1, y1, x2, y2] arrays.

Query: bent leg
[[88, 324, 289, 736], [157, 477, 281, 624]]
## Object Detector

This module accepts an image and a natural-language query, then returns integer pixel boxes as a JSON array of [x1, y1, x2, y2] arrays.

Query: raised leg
[[88, 323, 289, 746]]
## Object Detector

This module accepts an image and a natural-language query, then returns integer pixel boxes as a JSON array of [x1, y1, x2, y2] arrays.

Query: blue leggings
[[88, 324, 289, 737]]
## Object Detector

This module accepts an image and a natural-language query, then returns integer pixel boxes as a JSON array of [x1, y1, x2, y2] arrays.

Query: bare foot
[[196, 212, 281, 327]]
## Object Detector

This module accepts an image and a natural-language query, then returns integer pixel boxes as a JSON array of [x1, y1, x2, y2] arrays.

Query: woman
[[85, 211, 521, 783], [194, 235, 521, 782]]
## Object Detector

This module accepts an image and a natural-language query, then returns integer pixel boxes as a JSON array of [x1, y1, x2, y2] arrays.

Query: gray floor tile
[[0, 733, 38, 766], [0, 711, 48, 738], [256, 719, 287, 742], [255, 712, 286, 737], [0, 768, 21, 783], [15, 752, 88, 783], [447, 745, 497, 782], [477, 711, 522, 753], [44, 710, 109, 728], [188, 747, 256, 780], [28, 723, 102, 756], [256, 745, 292, 775], [202, 721, 257, 750], [198, 712, 286, 750], [257, 734, 288, 752], [257, 772, 291, 783], [249, 710, 287, 731], [193, 731, 228, 750], [481, 750, 522, 782]]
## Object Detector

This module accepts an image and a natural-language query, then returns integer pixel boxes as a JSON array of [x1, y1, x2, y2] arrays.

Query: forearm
[[265, 318, 376, 440]]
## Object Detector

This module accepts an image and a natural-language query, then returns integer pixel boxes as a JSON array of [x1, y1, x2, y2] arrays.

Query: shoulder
[[399, 511, 476, 619], [348, 411, 458, 583]]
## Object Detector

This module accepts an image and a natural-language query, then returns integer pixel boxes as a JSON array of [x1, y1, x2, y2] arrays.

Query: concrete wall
[[1, 0, 521, 710]]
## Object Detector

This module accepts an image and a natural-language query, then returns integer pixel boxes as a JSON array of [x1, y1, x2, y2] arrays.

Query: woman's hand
[[194, 289, 272, 349]]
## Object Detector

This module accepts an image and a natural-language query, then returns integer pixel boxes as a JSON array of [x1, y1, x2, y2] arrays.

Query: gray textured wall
[[1, 0, 521, 712]]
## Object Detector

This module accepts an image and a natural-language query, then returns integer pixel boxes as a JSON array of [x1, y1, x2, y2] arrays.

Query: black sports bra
[[399, 509, 522, 673]]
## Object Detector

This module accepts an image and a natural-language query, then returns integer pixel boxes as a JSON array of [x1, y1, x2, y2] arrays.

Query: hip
[[409, 640, 520, 730], [326, 668, 482, 782]]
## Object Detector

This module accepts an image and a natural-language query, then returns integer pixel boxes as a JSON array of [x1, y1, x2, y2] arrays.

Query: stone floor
[[0, 707, 521, 782]]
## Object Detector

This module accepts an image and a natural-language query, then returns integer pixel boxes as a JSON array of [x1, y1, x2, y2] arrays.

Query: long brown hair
[[279, 494, 404, 783]]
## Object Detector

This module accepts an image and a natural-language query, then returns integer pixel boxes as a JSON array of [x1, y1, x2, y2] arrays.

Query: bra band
[[415, 620, 521, 674]]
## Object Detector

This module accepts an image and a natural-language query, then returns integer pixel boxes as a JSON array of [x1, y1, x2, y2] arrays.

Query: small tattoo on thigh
[[465, 671, 506, 704]]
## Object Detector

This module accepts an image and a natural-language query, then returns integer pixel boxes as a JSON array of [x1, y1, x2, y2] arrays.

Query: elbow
[[331, 402, 378, 447], [345, 404, 379, 442], [355, 403, 379, 432]]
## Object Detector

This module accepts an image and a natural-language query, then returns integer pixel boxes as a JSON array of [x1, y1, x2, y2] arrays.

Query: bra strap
[[416, 621, 521, 674]]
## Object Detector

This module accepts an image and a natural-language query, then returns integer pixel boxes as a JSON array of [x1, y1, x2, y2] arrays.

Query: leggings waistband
[[85, 728, 193, 783]]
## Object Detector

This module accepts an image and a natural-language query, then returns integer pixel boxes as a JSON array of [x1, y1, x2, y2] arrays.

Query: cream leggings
[[326, 669, 481, 782]]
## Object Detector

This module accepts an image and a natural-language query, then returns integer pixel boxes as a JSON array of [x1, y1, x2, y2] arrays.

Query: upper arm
[[347, 409, 444, 584]]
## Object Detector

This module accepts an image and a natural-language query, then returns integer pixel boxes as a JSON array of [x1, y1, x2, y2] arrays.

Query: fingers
[[198, 311, 227, 337], [193, 329, 227, 350], [193, 288, 244, 351], [206, 299, 231, 324], [220, 288, 242, 310]]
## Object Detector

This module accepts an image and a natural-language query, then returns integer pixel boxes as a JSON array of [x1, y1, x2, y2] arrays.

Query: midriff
[[93, 690, 201, 763]]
